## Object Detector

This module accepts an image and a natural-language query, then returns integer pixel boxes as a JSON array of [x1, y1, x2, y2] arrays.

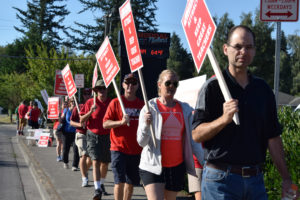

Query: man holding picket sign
[[180, 0, 298, 199], [103, 73, 144, 200], [80, 79, 111, 200]]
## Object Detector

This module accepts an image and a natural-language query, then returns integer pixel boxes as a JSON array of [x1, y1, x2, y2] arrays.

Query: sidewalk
[[17, 134, 194, 200]]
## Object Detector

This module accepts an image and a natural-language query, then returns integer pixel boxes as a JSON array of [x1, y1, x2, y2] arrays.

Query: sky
[[1, 0, 299, 50]]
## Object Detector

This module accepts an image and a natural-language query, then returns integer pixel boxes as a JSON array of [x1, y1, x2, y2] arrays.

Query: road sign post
[[260, 0, 299, 22]]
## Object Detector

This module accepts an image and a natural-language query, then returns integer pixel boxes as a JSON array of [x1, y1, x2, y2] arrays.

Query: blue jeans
[[201, 165, 268, 200]]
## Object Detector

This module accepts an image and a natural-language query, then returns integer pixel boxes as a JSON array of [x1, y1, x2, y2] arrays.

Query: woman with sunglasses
[[137, 69, 204, 200]]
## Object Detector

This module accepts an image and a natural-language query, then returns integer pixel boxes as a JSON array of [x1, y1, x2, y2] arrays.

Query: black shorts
[[139, 162, 186, 192], [86, 130, 111, 162], [111, 151, 141, 186]]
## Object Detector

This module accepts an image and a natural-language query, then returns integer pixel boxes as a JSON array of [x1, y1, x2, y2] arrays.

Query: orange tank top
[[157, 99, 185, 167]]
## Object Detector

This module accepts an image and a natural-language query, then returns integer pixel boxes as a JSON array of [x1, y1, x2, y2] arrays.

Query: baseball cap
[[123, 73, 138, 83], [93, 79, 105, 90]]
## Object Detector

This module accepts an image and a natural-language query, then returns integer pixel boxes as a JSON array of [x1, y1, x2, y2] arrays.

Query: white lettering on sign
[[124, 15, 132, 26], [196, 22, 206, 47], [194, 17, 202, 37], [197, 24, 212, 61], [130, 46, 137, 55], [100, 47, 108, 61], [183, 0, 198, 27], [120, 1, 131, 19], [130, 55, 140, 66], [105, 59, 111, 69], [129, 36, 134, 45]]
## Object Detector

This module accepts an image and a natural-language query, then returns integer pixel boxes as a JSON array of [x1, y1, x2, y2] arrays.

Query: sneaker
[[56, 156, 60, 162], [63, 163, 69, 169], [100, 184, 108, 195], [81, 179, 88, 187], [59, 156, 63, 162], [72, 166, 79, 171], [93, 189, 102, 200]]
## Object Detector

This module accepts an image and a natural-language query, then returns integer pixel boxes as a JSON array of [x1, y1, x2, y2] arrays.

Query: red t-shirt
[[103, 96, 144, 155], [193, 155, 203, 169], [53, 120, 60, 130], [18, 104, 28, 119], [71, 104, 86, 134], [80, 98, 111, 135], [29, 108, 41, 122], [157, 99, 185, 167]]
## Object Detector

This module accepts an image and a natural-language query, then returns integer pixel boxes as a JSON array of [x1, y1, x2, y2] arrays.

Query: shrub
[[264, 106, 300, 199]]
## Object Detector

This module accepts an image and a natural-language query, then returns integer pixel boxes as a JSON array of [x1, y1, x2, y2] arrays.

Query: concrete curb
[[17, 136, 62, 200]]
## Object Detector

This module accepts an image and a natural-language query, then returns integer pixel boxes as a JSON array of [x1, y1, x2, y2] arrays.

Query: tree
[[279, 32, 292, 94], [240, 10, 275, 86], [167, 32, 195, 80], [199, 14, 234, 78], [13, 0, 70, 48], [288, 33, 300, 95], [66, 0, 158, 53]]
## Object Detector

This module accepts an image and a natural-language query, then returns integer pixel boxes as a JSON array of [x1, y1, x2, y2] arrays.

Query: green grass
[[0, 114, 15, 124]]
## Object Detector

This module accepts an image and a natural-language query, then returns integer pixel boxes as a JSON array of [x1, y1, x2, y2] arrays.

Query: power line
[[0, 54, 93, 61]]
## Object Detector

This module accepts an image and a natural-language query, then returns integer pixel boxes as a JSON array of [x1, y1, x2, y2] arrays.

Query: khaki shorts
[[75, 132, 88, 157], [20, 118, 27, 127], [188, 168, 203, 193], [54, 129, 63, 141]]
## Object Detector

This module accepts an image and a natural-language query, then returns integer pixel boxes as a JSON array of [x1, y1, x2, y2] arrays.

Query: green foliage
[[264, 106, 300, 199], [167, 32, 195, 80], [13, 0, 70, 48], [67, 0, 158, 53]]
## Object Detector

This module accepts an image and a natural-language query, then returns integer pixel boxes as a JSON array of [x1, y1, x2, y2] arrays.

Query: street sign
[[54, 70, 68, 96], [95, 37, 120, 87], [260, 0, 299, 22], [47, 97, 59, 119], [119, 0, 143, 72], [75, 74, 84, 88], [181, 0, 216, 73], [61, 64, 77, 98]]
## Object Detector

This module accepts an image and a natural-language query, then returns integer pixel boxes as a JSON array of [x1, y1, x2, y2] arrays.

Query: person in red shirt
[[70, 88, 93, 187], [28, 102, 41, 129], [18, 100, 28, 135], [103, 73, 144, 200], [80, 79, 111, 200]]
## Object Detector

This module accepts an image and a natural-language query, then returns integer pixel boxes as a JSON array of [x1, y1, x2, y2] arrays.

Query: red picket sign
[[61, 64, 77, 98]]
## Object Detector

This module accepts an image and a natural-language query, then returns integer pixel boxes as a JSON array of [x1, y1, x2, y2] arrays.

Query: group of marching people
[[51, 25, 299, 200], [52, 70, 204, 200]]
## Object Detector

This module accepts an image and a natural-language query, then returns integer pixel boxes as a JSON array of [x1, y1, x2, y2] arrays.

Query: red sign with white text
[[260, 0, 299, 22], [119, 0, 143, 72], [182, 0, 216, 73], [47, 97, 59, 119], [92, 63, 98, 88], [61, 64, 77, 98], [95, 37, 120, 87], [54, 70, 68, 96]]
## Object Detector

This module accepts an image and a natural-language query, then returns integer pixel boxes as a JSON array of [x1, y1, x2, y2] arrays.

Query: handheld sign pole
[[181, 0, 239, 125], [92, 63, 98, 106], [95, 37, 128, 124], [119, 0, 157, 147], [73, 96, 80, 113], [207, 48, 240, 124]]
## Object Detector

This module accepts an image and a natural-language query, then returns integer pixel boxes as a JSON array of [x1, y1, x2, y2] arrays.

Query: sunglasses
[[95, 87, 106, 91], [124, 81, 138, 86], [164, 80, 178, 88]]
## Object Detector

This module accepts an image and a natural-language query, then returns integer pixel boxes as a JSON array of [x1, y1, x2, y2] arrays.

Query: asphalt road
[[0, 124, 41, 200]]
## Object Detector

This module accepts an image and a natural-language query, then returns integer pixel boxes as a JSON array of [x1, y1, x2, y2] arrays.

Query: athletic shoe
[[72, 166, 79, 171], [101, 184, 108, 195], [63, 163, 69, 169], [58, 156, 63, 162], [93, 189, 102, 200], [81, 178, 88, 187], [56, 156, 60, 162]]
